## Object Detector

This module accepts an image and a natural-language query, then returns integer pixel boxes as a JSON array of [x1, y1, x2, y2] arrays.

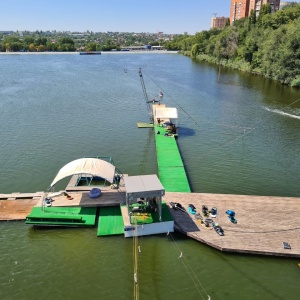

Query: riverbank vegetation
[[165, 3, 300, 87], [0, 31, 171, 53]]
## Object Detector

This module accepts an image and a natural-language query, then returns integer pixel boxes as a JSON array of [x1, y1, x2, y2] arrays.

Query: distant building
[[211, 17, 229, 28], [230, 0, 281, 24], [120, 45, 164, 51], [249, 0, 280, 15], [0, 31, 14, 35], [230, 0, 249, 24]]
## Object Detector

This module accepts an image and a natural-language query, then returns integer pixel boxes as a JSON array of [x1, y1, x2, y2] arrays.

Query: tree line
[[0, 31, 167, 53], [0, 36, 77, 52], [164, 3, 300, 87]]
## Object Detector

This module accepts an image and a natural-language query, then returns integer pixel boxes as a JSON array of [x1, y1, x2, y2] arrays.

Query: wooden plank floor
[[0, 199, 39, 220], [2, 189, 300, 258], [36, 190, 126, 207], [164, 192, 300, 258], [0, 192, 44, 200]]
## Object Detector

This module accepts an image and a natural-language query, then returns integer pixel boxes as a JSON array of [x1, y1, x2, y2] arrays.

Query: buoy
[[134, 273, 138, 284], [298, 263, 300, 267]]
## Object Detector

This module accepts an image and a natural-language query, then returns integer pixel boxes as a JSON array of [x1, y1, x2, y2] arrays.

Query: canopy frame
[[49, 157, 116, 189]]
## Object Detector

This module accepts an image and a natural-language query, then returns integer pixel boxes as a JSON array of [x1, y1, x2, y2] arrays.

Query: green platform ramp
[[25, 207, 97, 226], [97, 206, 124, 236], [154, 124, 191, 193]]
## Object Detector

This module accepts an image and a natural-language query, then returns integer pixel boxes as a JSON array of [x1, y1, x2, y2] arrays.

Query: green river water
[[0, 53, 299, 300]]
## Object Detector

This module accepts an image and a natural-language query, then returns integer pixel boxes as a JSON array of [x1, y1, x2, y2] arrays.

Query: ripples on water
[[0, 54, 300, 299]]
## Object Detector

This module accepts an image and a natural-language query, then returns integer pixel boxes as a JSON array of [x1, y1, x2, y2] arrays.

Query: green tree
[[24, 36, 35, 45], [258, 3, 272, 24], [58, 37, 75, 51], [191, 44, 200, 59]]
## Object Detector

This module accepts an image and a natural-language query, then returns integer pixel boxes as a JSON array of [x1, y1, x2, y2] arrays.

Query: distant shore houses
[[120, 45, 165, 51]]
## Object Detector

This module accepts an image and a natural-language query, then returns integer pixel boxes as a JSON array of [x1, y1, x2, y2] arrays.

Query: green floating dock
[[154, 124, 191, 192], [25, 207, 97, 226], [97, 206, 124, 236]]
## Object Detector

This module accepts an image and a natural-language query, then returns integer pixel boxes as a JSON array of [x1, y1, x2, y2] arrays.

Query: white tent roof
[[124, 175, 165, 195], [124, 175, 165, 200], [50, 158, 116, 187], [155, 107, 178, 119]]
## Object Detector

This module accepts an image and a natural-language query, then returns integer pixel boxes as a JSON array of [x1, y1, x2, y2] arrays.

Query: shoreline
[[0, 50, 179, 55]]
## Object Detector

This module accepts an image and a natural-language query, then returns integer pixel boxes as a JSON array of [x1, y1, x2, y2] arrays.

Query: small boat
[[79, 51, 101, 55], [213, 222, 224, 236]]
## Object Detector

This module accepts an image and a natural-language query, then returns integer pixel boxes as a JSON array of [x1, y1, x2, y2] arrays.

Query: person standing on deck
[[157, 118, 161, 127], [159, 91, 163, 101]]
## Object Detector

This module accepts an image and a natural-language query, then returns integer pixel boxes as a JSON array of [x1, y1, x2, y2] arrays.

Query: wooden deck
[[0, 192, 43, 220], [164, 192, 300, 258], [37, 190, 126, 207], [0, 192, 44, 200], [1, 189, 300, 258], [0, 200, 40, 221]]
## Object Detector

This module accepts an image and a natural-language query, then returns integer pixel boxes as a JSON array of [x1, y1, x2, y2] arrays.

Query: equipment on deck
[[210, 207, 218, 218], [188, 204, 196, 214], [202, 205, 209, 217], [213, 222, 224, 236], [89, 188, 102, 199]]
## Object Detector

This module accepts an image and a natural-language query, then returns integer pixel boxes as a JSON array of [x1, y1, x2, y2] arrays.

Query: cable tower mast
[[138, 68, 153, 123]]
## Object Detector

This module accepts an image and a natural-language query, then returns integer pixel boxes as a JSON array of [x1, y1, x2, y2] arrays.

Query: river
[[0, 53, 299, 300]]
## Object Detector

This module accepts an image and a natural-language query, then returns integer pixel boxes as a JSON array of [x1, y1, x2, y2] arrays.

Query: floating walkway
[[25, 207, 97, 226], [2, 191, 300, 257], [164, 192, 300, 258], [97, 206, 124, 236], [152, 104, 190, 193], [0, 192, 43, 221]]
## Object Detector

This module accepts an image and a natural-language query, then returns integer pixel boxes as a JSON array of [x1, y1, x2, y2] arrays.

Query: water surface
[[0, 53, 299, 299]]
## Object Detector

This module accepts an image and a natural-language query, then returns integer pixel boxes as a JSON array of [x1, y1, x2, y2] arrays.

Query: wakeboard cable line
[[161, 222, 211, 300]]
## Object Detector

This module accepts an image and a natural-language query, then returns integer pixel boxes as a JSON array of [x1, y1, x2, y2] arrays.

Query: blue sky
[[0, 0, 232, 34]]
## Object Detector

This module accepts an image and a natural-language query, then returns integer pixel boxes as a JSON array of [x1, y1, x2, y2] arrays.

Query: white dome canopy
[[50, 158, 116, 187]]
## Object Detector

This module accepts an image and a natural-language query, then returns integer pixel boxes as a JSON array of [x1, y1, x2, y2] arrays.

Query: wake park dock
[[164, 192, 300, 258], [1, 189, 300, 258], [1, 94, 300, 257]]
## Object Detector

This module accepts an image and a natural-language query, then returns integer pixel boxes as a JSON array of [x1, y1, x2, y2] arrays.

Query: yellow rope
[[133, 221, 139, 300]]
